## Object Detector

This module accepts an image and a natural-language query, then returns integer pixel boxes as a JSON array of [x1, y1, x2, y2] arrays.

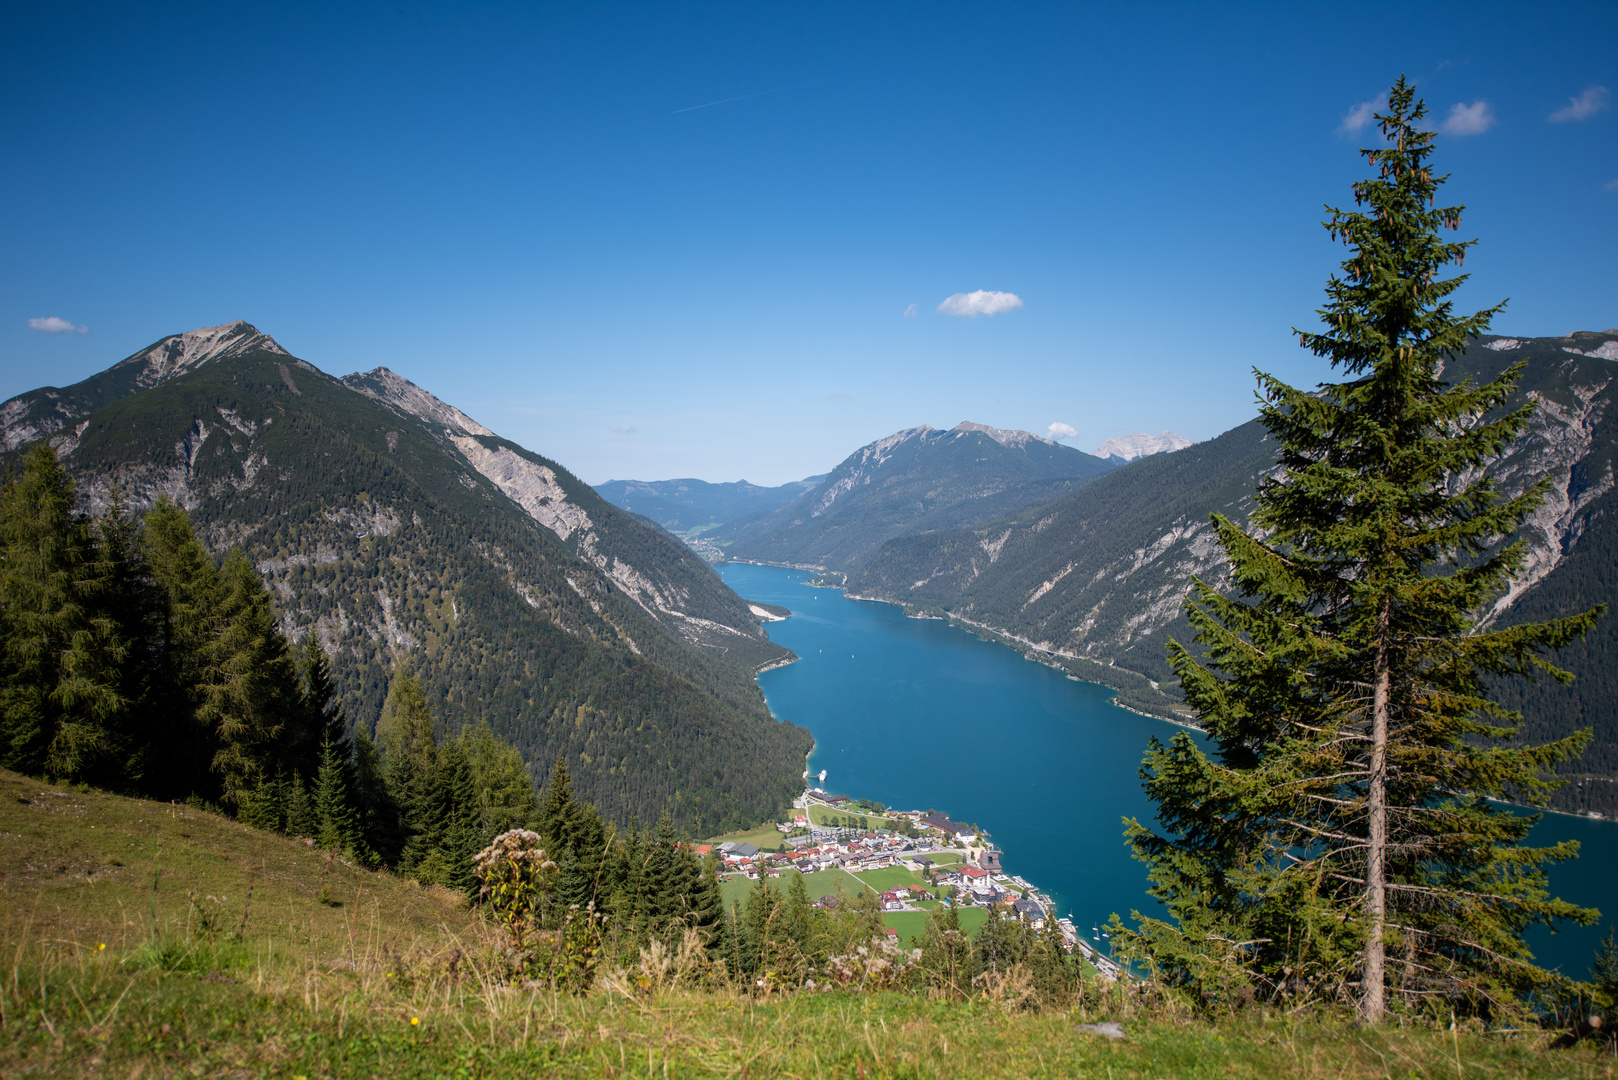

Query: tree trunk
[[1359, 597, 1391, 1024]]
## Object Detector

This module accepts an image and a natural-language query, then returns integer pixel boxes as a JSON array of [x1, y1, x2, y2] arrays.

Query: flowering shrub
[[473, 830, 556, 955], [824, 937, 921, 992]]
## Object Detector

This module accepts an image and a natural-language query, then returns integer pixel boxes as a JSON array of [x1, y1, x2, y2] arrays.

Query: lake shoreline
[[723, 562, 1615, 975]]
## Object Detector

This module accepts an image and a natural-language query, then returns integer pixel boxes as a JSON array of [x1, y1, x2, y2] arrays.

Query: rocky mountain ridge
[[714, 420, 1119, 572]]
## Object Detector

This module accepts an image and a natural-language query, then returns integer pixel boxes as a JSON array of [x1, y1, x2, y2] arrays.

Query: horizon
[[3, 2, 1614, 486]]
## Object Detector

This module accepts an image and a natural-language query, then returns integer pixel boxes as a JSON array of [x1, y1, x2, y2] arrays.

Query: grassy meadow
[[3, 769, 1612, 1079]]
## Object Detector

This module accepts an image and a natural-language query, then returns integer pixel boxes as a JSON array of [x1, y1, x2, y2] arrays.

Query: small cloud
[[28, 316, 88, 335], [1338, 94, 1385, 135], [1047, 422, 1078, 441], [1441, 100, 1494, 136], [826, 392, 854, 401], [902, 304, 918, 318], [611, 425, 636, 434], [1549, 85, 1610, 123], [937, 290, 1024, 318]]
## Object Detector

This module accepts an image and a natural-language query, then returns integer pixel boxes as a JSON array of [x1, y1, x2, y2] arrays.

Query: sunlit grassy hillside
[[2, 770, 1610, 1079]]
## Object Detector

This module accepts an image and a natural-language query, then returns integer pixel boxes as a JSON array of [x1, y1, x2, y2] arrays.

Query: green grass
[[853, 865, 929, 893], [721, 868, 864, 910], [701, 825, 785, 853], [804, 803, 895, 830], [3, 771, 1609, 1079], [882, 905, 992, 948]]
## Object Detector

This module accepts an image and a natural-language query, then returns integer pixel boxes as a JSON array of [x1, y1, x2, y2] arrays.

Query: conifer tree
[[1122, 76, 1601, 1023], [298, 633, 346, 775], [96, 494, 161, 789], [436, 736, 480, 893], [781, 870, 812, 951], [140, 499, 224, 800], [204, 550, 306, 809], [463, 722, 540, 836], [284, 771, 316, 838], [379, 670, 441, 873], [0, 445, 124, 782], [347, 727, 399, 864], [690, 850, 730, 958], [313, 735, 362, 855]]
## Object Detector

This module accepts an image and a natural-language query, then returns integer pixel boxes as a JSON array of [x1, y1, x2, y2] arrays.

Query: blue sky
[[4, 2, 1614, 485]]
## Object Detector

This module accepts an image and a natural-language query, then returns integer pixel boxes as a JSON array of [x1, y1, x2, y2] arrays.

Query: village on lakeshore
[[703, 786, 1123, 979]]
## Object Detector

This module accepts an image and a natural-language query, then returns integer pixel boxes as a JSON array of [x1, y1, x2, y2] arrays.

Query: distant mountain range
[[0, 321, 812, 832], [711, 421, 1120, 573], [594, 475, 825, 534], [1092, 430, 1193, 462], [845, 332, 1618, 815]]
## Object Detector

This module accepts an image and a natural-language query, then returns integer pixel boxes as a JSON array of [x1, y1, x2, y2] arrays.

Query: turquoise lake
[[719, 562, 1616, 978]]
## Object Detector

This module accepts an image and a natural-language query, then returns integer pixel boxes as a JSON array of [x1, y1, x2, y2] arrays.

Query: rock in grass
[[1074, 1022, 1126, 1040]]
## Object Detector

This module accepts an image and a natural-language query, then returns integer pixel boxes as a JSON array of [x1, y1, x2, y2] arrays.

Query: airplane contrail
[[671, 79, 819, 114]]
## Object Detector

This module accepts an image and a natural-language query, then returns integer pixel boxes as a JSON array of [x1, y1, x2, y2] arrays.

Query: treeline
[[0, 443, 541, 882]]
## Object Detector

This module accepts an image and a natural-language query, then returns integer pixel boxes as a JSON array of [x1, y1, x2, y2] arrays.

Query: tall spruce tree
[[1121, 77, 1601, 1023], [379, 669, 441, 874], [0, 445, 124, 782], [299, 634, 346, 775], [140, 499, 225, 800], [204, 549, 307, 810], [313, 735, 363, 856]]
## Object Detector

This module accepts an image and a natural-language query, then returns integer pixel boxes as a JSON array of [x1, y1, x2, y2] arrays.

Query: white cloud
[[1549, 85, 1611, 123], [1047, 422, 1078, 440], [902, 303, 918, 318], [1441, 101, 1494, 136], [1338, 95, 1384, 135], [28, 316, 89, 335], [937, 290, 1024, 318]]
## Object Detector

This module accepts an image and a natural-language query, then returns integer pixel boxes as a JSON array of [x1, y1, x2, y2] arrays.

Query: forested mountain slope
[[0, 322, 811, 832], [594, 475, 825, 534], [716, 421, 1118, 573], [849, 332, 1618, 814]]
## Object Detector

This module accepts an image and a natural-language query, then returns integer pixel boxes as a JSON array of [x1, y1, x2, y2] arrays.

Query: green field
[[804, 802, 896, 830], [702, 825, 785, 853], [883, 906, 989, 947], [720, 867, 865, 910], [852, 865, 929, 893]]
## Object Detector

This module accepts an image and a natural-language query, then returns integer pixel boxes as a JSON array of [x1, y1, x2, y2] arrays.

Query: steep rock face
[[342, 368, 778, 660], [0, 320, 287, 453], [717, 421, 1118, 572], [114, 320, 290, 389], [849, 332, 1618, 811]]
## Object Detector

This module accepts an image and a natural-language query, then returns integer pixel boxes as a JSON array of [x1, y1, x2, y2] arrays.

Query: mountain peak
[[340, 366, 495, 437], [952, 421, 1055, 450], [1093, 431, 1193, 462], [114, 321, 289, 390]]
